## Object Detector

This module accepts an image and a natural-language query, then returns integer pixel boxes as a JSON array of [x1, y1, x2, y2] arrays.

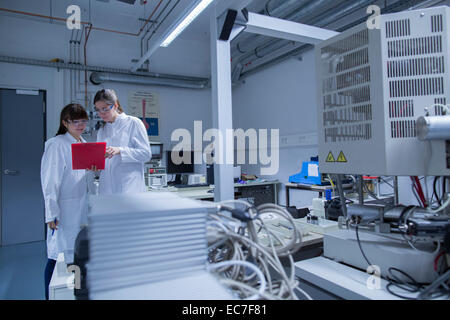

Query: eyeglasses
[[67, 119, 89, 126], [94, 104, 114, 114]]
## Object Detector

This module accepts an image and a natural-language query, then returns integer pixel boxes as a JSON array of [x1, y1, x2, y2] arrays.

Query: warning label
[[337, 151, 347, 163], [326, 151, 335, 162]]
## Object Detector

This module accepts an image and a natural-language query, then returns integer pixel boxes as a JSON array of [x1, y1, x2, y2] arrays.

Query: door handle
[[4, 169, 19, 175]]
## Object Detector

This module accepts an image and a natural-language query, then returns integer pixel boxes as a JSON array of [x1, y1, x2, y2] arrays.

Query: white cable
[[406, 239, 441, 255], [256, 219, 298, 299], [424, 176, 430, 207], [207, 260, 267, 300], [430, 103, 450, 115], [427, 195, 450, 214], [211, 223, 295, 299], [207, 201, 304, 300]]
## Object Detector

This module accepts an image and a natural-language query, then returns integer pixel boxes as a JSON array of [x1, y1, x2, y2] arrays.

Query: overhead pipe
[[233, 0, 377, 75], [90, 72, 209, 89], [0, 55, 209, 89], [233, 0, 356, 69], [0, 3, 163, 37], [84, 24, 93, 109], [144, 0, 182, 65], [140, 0, 173, 59], [238, 0, 427, 80]]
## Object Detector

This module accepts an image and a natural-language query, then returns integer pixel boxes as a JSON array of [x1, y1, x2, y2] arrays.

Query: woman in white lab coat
[[94, 89, 151, 194], [41, 103, 89, 300]]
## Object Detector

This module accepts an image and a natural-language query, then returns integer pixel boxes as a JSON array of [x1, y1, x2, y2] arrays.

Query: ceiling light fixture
[[160, 0, 215, 47]]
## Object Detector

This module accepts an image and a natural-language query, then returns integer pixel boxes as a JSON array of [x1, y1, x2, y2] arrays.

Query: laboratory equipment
[[147, 167, 168, 188], [289, 161, 321, 185], [145, 142, 167, 188], [182, 173, 207, 186], [310, 6, 450, 296], [316, 6, 450, 177]]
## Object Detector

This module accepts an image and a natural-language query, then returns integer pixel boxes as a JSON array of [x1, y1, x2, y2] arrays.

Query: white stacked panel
[[86, 192, 212, 297]]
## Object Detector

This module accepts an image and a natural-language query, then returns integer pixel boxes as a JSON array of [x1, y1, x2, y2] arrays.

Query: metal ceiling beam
[[209, 0, 254, 202], [244, 12, 339, 44]]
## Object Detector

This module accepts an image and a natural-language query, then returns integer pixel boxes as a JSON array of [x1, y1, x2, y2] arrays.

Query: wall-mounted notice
[[128, 91, 160, 140]]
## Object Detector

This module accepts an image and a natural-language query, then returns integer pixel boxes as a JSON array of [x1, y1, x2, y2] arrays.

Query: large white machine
[[306, 6, 450, 299], [316, 6, 450, 176]]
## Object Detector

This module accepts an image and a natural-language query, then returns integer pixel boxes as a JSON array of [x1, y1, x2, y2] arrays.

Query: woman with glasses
[[93, 89, 151, 194], [40, 103, 90, 299]]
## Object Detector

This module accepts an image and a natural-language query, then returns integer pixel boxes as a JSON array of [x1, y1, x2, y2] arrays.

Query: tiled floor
[[0, 241, 47, 300]]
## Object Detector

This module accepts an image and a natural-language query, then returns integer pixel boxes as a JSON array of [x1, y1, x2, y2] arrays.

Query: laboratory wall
[[0, 6, 212, 174], [232, 49, 319, 208]]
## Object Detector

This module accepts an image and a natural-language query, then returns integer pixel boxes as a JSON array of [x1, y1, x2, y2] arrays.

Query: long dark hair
[[56, 103, 89, 136], [93, 89, 124, 113]]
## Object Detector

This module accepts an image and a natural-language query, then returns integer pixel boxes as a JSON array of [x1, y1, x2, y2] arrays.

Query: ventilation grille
[[389, 77, 444, 97], [431, 15, 443, 33], [321, 28, 372, 144], [387, 56, 445, 78], [323, 66, 371, 93], [335, 48, 369, 73], [321, 29, 368, 56], [325, 124, 372, 142], [434, 97, 447, 115], [387, 35, 442, 58], [391, 120, 416, 139], [323, 105, 372, 126], [324, 85, 371, 109], [389, 100, 414, 118], [386, 19, 411, 38]]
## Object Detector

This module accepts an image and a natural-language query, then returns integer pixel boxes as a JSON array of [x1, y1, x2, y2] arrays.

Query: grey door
[[0, 89, 46, 246]]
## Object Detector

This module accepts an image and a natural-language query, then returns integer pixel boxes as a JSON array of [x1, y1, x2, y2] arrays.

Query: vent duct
[[90, 72, 209, 89]]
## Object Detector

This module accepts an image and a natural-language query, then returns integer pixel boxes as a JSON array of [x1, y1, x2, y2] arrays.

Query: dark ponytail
[[56, 103, 89, 136], [93, 89, 124, 113]]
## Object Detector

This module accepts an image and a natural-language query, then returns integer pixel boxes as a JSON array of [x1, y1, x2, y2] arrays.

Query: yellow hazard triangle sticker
[[326, 151, 335, 162], [337, 151, 347, 163]]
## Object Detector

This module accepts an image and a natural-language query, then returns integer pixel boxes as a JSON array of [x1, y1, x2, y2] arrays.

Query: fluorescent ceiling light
[[160, 0, 214, 47]]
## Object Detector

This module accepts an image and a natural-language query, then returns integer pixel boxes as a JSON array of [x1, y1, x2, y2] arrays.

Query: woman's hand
[[105, 147, 121, 159], [48, 220, 58, 230]]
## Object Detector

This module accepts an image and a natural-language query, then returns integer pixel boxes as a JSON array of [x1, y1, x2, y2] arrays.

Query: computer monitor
[[150, 143, 163, 160], [166, 150, 194, 174]]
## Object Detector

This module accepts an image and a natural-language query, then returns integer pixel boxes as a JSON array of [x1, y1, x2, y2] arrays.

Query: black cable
[[433, 177, 442, 206], [385, 268, 421, 300], [386, 283, 417, 300], [442, 176, 447, 203], [355, 225, 372, 267]]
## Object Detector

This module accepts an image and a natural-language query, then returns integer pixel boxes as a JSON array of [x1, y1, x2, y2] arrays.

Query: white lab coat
[[41, 133, 88, 263], [97, 112, 151, 194]]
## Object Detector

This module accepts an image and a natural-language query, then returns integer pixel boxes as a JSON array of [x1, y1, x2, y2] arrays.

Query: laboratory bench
[[148, 180, 280, 206]]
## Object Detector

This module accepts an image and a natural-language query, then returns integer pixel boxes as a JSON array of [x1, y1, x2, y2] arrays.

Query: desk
[[149, 180, 280, 206], [285, 183, 353, 207]]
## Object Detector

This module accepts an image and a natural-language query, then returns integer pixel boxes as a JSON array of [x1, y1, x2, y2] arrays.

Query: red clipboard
[[71, 142, 106, 170]]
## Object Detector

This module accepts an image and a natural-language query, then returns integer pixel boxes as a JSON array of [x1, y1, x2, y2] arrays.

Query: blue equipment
[[289, 161, 321, 185]]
